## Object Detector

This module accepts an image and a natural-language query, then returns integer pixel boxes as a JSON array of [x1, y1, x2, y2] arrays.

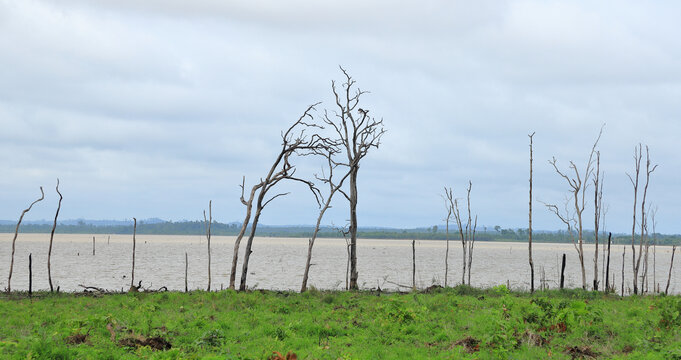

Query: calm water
[[0, 233, 677, 294]]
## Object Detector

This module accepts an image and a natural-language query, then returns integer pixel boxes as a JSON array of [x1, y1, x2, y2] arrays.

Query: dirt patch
[[565, 345, 599, 359], [118, 335, 171, 351], [622, 344, 634, 353], [65, 333, 88, 345], [521, 330, 549, 347], [453, 336, 480, 353]]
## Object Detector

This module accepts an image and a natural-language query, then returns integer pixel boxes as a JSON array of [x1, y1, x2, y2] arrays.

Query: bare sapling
[[628, 144, 657, 294], [301, 139, 351, 292], [48, 179, 62, 292], [546, 126, 603, 289], [237, 105, 324, 291], [528, 132, 535, 293], [7, 186, 44, 293], [322, 67, 385, 290], [204, 200, 212, 291], [443, 187, 454, 287]]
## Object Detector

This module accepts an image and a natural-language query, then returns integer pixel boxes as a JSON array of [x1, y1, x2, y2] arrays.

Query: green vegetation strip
[[1, 286, 680, 359]]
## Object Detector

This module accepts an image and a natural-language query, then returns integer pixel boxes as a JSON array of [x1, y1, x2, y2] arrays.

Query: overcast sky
[[1, 1, 680, 233]]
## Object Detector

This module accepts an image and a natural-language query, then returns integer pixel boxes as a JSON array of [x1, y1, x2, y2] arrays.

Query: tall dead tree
[[593, 152, 603, 291], [7, 186, 44, 293], [48, 179, 62, 292], [301, 138, 351, 292], [443, 187, 454, 287], [628, 144, 657, 294], [605, 232, 612, 292], [547, 127, 602, 289], [236, 106, 324, 291], [528, 132, 535, 293], [322, 67, 385, 290], [466, 183, 478, 286], [203, 200, 212, 291]]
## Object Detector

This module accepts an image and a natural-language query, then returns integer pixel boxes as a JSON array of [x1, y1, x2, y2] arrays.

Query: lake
[[0, 233, 676, 294]]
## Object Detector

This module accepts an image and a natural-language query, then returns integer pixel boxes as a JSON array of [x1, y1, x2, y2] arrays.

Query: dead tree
[[48, 179, 62, 292], [203, 200, 212, 291], [547, 127, 602, 289], [237, 106, 324, 291], [628, 144, 657, 294], [185, 252, 189, 293], [301, 140, 351, 292], [621, 246, 626, 296], [466, 183, 478, 286], [451, 181, 476, 286], [7, 186, 44, 293], [666, 245, 676, 295], [130, 218, 137, 292], [443, 187, 454, 287], [605, 232, 612, 292], [322, 67, 385, 290], [593, 152, 603, 290], [228, 177, 261, 290], [528, 132, 535, 293]]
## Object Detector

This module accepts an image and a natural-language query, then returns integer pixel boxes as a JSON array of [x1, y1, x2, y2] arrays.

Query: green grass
[[0, 286, 680, 359]]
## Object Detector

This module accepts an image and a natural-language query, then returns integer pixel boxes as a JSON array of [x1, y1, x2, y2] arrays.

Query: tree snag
[[48, 179, 62, 292], [666, 245, 676, 295], [237, 105, 324, 291], [130, 218, 137, 291], [605, 232, 612, 292], [322, 67, 385, 290], [443, 187, 454, 287], [528, 132, 535, 293], [546, 126, 603, 289], [593, 152, 603, 291], [7, 186, 44, 293], [204, 200, 212, 291]]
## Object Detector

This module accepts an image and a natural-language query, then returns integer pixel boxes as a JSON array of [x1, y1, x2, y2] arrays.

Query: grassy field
[[0, 286, 679, 359]]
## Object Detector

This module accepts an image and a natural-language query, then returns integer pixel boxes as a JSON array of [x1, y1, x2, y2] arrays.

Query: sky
[[1, 0, 681, 233]]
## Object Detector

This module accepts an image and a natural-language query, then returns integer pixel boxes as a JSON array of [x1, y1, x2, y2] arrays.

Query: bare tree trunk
[[605, 233, 612, 292], [349, 168, 359, 290], [92, 236, 96, 256], [412, 240, 416, 291], [48, 179, 62, 292], [443, 187, 454, 288], [629, 145, 641, 294], [185, 252, 188, 293], [622, 246, 626, 296], [666, 246, 676, 295], [528, 132, 535, 293], [204, 200, 212, 291], [444, 212, 450, 287], [593, 152, 602, 291], [560, 253, 566, 289], [229, 177, 259, 290], [130, 218, 137, 290], [28, 253, 32, 297], [7, 187, 44, 293], [240, 206, 264, 291]]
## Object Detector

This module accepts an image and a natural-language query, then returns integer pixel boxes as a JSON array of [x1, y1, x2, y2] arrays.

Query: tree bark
[[7, 186, 44, 293], [48, 179, 62, 292], [349, 167, 359, 290]]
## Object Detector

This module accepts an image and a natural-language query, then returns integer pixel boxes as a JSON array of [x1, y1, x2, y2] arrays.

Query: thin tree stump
[[666, 245, 676, 295], [28, 253, 33, 297], [605, 233, 612, 292], [92, 236, 96, 256], [560, 253, 566, 289], [185, 252, 188, 293], [412, 240, 416, 291]]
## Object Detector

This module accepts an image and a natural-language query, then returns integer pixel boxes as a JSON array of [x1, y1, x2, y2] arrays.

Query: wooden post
[[412, 240, 416, 291], [28, 253, 32, 297], [605, 233, 612, 292], [560, 253, 566, 289], [185, 252, 189, 293], [92, 236, 96, 256]]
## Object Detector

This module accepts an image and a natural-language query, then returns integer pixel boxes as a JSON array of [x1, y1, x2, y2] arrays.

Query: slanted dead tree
[[322, 67, 385, 290], [546, 127, 603, 289], [235, 106, 324, 291], [48, 179, 62, 292], [666, 245, 676, 295], [628, 144, 657, 294], [301, 138, 351, 292], [203, 200, 212, 291], [528, 132, 535, 293], [7, 186, 44, 293], [593, 152, 603, 291], [443, 187, 454, 287]]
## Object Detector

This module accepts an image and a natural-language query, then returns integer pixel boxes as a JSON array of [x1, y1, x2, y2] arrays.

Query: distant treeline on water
[[1, 220, 680, 245]]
